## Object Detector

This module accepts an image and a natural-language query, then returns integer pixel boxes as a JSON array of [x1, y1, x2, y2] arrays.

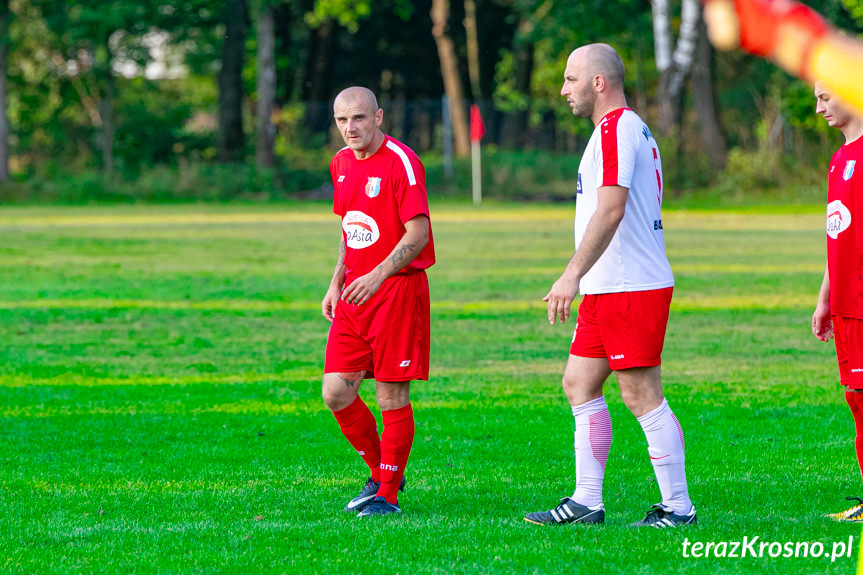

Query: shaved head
[[332, 86, 385, 158], [561, 43, 628, 124], [573, 43, 625, 91], [333, 86, 379, 115]]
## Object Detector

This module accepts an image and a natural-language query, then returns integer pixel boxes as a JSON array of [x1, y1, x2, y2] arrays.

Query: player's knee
[[561, 373, 578, 394], [321, 377, 354, 411]]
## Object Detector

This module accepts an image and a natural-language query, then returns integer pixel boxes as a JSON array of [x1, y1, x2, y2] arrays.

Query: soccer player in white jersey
[[524, 44, 697, 528]]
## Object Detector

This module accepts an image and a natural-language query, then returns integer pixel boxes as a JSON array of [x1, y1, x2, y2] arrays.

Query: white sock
[[637, 398, 693, 515], [570, 396, 612, 509]]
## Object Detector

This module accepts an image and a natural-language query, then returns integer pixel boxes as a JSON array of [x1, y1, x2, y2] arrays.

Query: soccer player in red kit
[[811, 82, 863, 522], [525, 44, 696, 528], [321, 86, 434, 517]]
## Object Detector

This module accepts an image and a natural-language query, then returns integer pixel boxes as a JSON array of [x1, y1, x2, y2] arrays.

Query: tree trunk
[[218, 0, 248, 163], [0, 0, 9, 182], [692, 16, 726, 170], [431, 0, 470, 157], [463, 0, 481, 99], [257, 4, 276, 168], [653, 0, 700, 137], [274, 2, 292, 105], [302, 19, 337, 133], [502, 35, 533, 148], [99, 39, 114, 175]]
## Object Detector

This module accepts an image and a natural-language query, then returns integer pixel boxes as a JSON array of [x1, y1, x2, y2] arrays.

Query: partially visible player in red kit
[[321, 86, 434, 517], [811, 82, 863, 522]]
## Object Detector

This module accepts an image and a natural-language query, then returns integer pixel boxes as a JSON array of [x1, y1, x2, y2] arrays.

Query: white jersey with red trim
[[574, 108, 674, 294]]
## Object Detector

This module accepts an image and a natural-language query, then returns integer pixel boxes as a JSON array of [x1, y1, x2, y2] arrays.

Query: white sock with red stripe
[[571, 396, 612, 509], [637, 398, 692, 515]]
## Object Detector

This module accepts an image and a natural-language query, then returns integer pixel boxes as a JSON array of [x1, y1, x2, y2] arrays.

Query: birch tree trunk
[[653, 0, 700, 136], [431, 0, 469, 157]]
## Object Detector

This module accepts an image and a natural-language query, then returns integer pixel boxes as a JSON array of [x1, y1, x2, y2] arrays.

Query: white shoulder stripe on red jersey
[[386, 140, 417, 186]]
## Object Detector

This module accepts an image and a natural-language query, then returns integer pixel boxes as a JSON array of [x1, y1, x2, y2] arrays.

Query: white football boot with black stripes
[[631, 503, 697, 528], [524, 497, 605, 525]]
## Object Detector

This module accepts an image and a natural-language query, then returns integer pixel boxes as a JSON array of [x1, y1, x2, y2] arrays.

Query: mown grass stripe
[[0, 294, 820, 312]]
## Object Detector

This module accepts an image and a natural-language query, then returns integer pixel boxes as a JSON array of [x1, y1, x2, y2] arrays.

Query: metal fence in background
[[298, 97, 586, 156]]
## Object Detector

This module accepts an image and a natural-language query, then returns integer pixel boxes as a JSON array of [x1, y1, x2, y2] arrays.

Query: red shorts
[[569, 287, 673, 370], [325, 271, 430, 382], [833, 315, 863, 389]]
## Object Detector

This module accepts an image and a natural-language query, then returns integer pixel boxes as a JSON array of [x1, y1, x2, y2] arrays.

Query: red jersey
[[331, 135, 435, 283], [827, 135, 863, 318]]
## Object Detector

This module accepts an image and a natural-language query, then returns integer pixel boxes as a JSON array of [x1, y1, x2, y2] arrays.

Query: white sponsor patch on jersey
[[827, 199, 852, 239], [343, 210, 380, 249]]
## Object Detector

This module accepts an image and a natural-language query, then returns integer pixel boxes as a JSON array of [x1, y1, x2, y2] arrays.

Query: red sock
[[377, 403, 414, 505], [845, 391, 863, 481], [332, 396, 381, 482]]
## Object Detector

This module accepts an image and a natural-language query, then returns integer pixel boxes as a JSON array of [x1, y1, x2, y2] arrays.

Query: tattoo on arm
[[390, 242, 416, 270]]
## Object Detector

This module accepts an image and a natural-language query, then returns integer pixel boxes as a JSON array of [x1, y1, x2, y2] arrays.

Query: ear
[[375, 108, 384, 127], [593, 75, 606, 93]]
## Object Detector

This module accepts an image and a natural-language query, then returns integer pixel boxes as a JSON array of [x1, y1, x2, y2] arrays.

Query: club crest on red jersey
[[365, 177, 382, 198], [844, 160, 856, 181]]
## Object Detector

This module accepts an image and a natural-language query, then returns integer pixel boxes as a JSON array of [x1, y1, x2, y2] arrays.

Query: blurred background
[[0, 0, 861, 205]]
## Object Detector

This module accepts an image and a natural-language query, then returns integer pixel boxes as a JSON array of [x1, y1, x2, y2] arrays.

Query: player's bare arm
[[322, 235, 347, 322], [341, 215, 430, 306], [812, 264, 833, 341], [544, 185, 628, 325]]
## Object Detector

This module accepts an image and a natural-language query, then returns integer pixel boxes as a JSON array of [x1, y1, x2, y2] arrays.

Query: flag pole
[[469, 104, 485, 206]]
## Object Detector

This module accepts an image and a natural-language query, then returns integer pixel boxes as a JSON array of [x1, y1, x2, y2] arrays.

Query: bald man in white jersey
[[525, 44, 696, 528]]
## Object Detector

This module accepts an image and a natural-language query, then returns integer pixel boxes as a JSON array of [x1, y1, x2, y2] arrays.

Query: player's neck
[[841, 119, 863, 145], [353, 131, 386, 160], [591, 97, 628, 126]]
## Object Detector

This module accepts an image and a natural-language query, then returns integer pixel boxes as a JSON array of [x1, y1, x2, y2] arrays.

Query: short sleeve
[[600, 114, 638, 189], [385, 140, 430, 224], [331, 156, 344, 216]]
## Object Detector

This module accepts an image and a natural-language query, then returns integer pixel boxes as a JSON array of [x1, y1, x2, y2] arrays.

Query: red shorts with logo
[[833, 315, 863, 389], [569, 287, 673, 370], [325, 271, 430, 382]]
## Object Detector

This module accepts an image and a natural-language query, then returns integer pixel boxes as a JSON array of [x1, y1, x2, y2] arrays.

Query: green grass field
[[1, 201, 859, 574]]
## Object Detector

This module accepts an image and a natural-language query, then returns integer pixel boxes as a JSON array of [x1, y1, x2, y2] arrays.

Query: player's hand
[[321, 285, 341, 322], [341, 270, 384, 306], [543, 273, 579, 325], [812, 304, 833, 342]]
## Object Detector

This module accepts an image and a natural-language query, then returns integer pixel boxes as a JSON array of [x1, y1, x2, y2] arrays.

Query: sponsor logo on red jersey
[[343, 210, 380, 249], [827, 199, 852, 239]]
